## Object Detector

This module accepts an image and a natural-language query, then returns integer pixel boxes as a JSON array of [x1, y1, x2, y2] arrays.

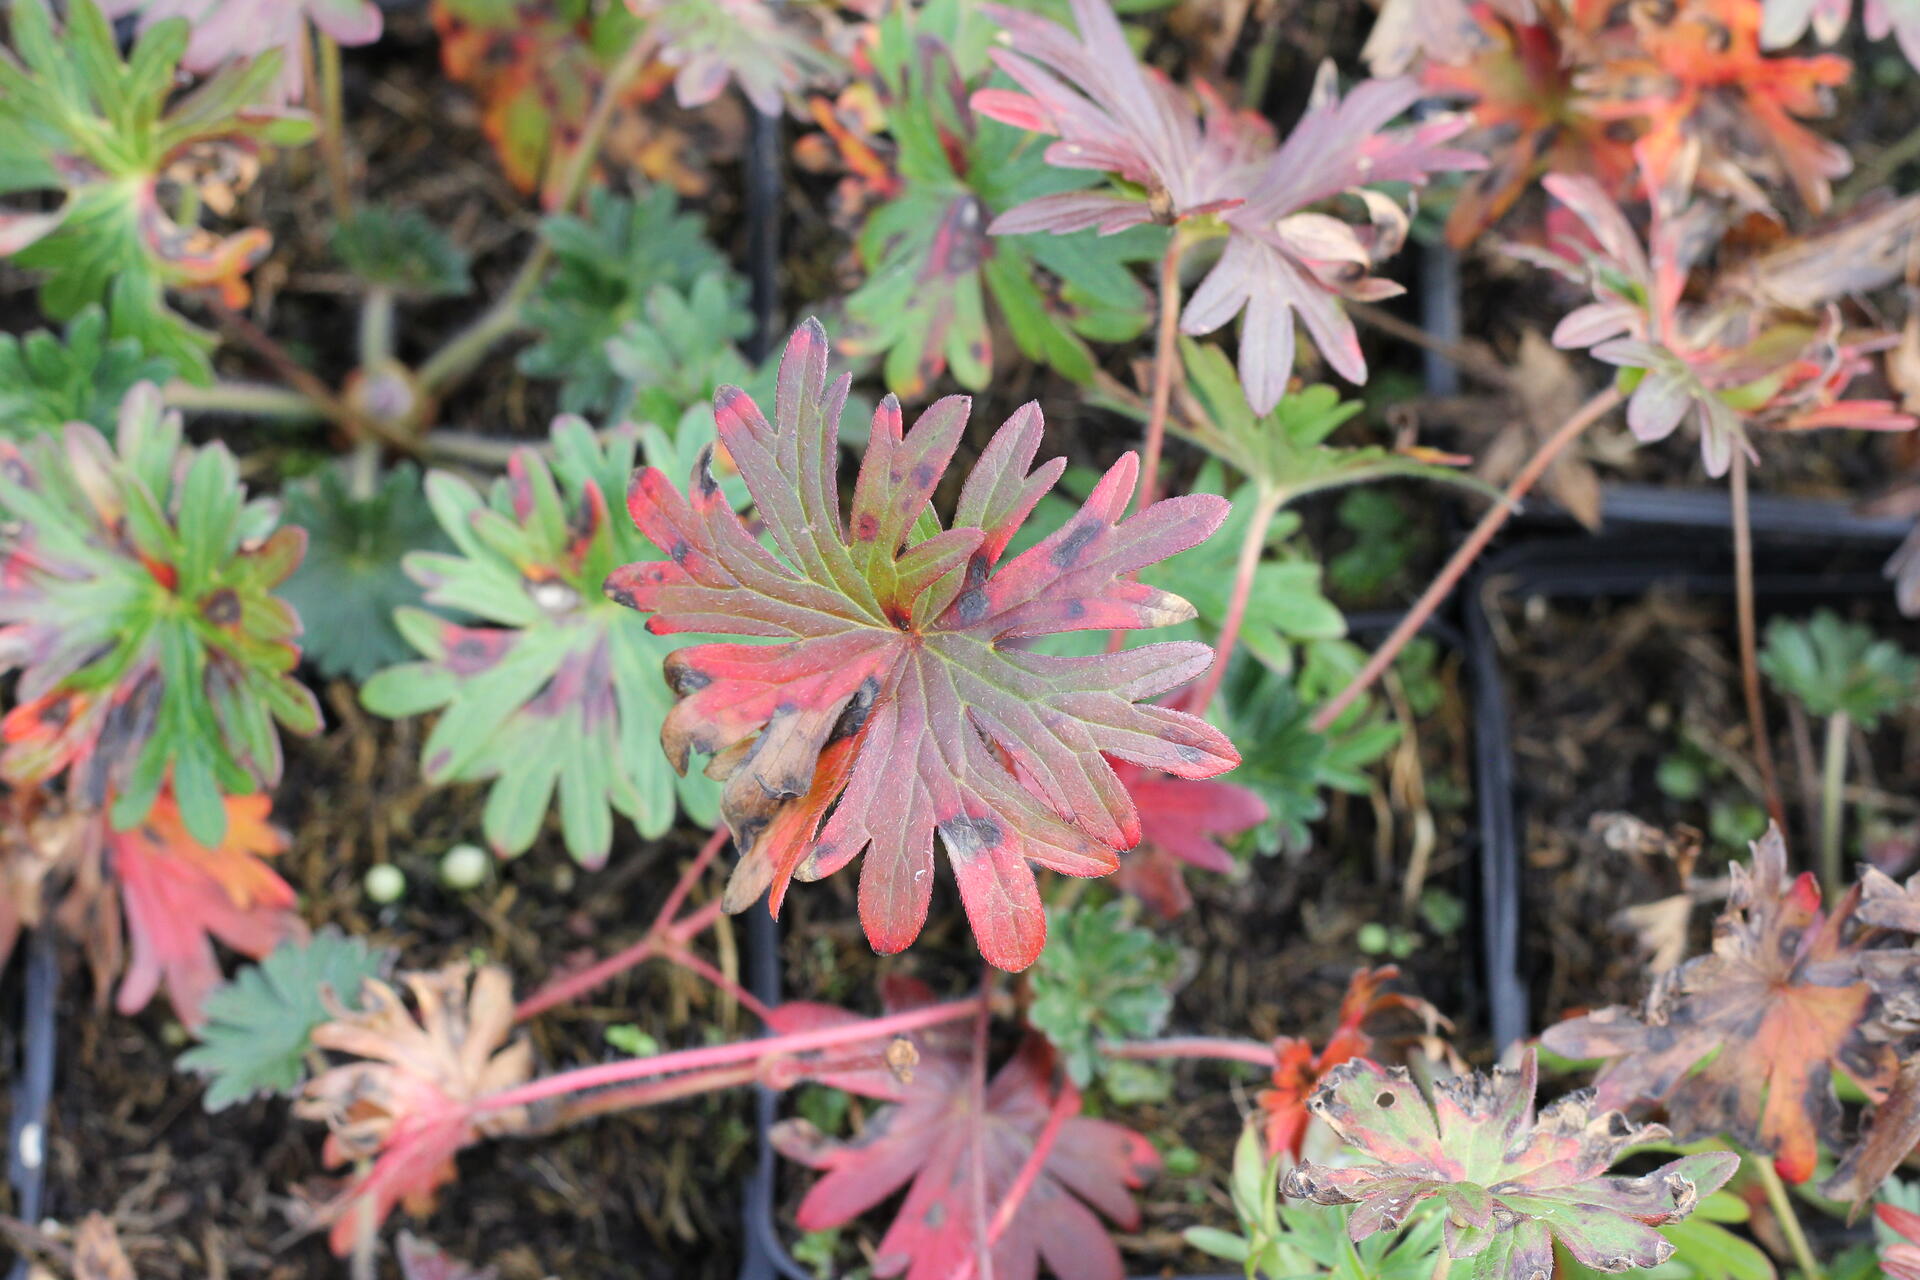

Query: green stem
[[415, 30, 656, 400], [1820, 711, 1850, 897], [359, 287, 394, 369], [1750, 1151, 1824, 1280], [162, 380, 327, 423], [315, 28, 353, 221]]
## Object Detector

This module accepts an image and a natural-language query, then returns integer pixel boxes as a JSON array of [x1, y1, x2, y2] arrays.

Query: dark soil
[[1495, 583, 1920, 1028], [1, 700, 757, 1280]]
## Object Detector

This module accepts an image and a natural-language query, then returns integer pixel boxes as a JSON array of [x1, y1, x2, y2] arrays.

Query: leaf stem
[[953, 1075, 1081, 1280], [1192, 485, 1286, 713], [1820, 711, 1851, 897], [415, 30, 656, 399], [1731, 448, 1787, 830], [1138, 232, 1187, 512], [546, 1061, 764, 1129], [314, 28, 353, 222], [1313, 384, 1621, 732], [162, 379, 327, 422], [477, 995, 989, 1116], [1102, 1036, 1275, 1067], [1750, 1151, 1824, 1280], [969, 970, 996, 1280], [208, 300, 418, 454], [514, 830, 730, 1020]]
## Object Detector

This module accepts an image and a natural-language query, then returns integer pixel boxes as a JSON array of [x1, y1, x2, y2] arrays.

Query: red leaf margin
[[607, 318, 1239, 970]]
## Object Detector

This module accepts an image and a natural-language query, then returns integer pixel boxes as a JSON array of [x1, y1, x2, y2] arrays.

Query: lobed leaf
[[362, 419, 716, 864], [608, 319, 1238, 969], [179, 930, 392, 1111]]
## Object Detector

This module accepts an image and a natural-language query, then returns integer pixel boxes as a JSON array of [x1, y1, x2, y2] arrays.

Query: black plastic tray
[[1463, 497, 1908, 1046]]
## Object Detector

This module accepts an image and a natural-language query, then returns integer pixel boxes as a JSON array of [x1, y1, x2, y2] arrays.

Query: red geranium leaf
[[771, 980, 1158, 1280], [1110, 761, 1265, 917], [1879, 1203, 1920, 1280], [1259, 965, 1448, 1159], [608, 320, 1237, 970]]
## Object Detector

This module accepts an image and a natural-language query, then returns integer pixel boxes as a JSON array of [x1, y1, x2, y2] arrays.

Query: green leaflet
[[361, 417, 719, 864], [0, 305, 174, 437], [519, 188, 740, 416], [179, 931, 392, 1112], [1760, 608, 1920, 729], [1029, 900, 1181, 1088], [332, 206, 472, 299], [0, 0, 313, 381], [281, 462, 448, 682]]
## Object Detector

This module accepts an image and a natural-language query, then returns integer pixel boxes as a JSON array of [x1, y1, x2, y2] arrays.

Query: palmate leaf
[[361, 418, 715, 865], [179, 930, 391, 1111], [770, 978, 1159, 1280], [295, 964, 532, 1256], [0, 0, 313, 381], [607, 320, 1238, 970], [1283, 1049, 1739, 1280], [1759, 609, 1920, 729], [282, 462, 448, 682], [0, 306, 175, 438], [1540, 825, 1920, 1184], [0, 385, 320, 847], [974, 1, 1482, 412], [519, 188, 740, 416], [837, 3, 1154, 399]]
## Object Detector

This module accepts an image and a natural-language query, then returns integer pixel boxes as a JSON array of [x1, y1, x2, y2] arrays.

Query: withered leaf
[[1541, 825, 1920, 1183]]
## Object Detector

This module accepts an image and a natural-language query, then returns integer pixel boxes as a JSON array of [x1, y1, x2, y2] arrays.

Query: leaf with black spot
[[1283, 1048, 1739, 1280], [607, 319, 1237, 970], [361, 418, 716, 864]]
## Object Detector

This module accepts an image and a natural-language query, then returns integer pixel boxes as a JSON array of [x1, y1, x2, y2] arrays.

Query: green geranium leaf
[[281, 462, 448, 682], [178, 930, 391, 1111]]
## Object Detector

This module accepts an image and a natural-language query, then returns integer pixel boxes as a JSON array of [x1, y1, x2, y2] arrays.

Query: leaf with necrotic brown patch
[[606, 319, 1237, 970], [1541, 824, 1913, 1183]]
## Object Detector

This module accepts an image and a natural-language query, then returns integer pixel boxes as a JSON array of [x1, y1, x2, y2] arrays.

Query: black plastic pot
[[5, 926, 59, 1280], [1464, 492, 1910, 1046]]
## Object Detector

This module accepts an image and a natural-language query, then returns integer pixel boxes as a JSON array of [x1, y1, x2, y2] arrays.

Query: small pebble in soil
[[440, 842, 490, 890], [365, 863, 407, 904]]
